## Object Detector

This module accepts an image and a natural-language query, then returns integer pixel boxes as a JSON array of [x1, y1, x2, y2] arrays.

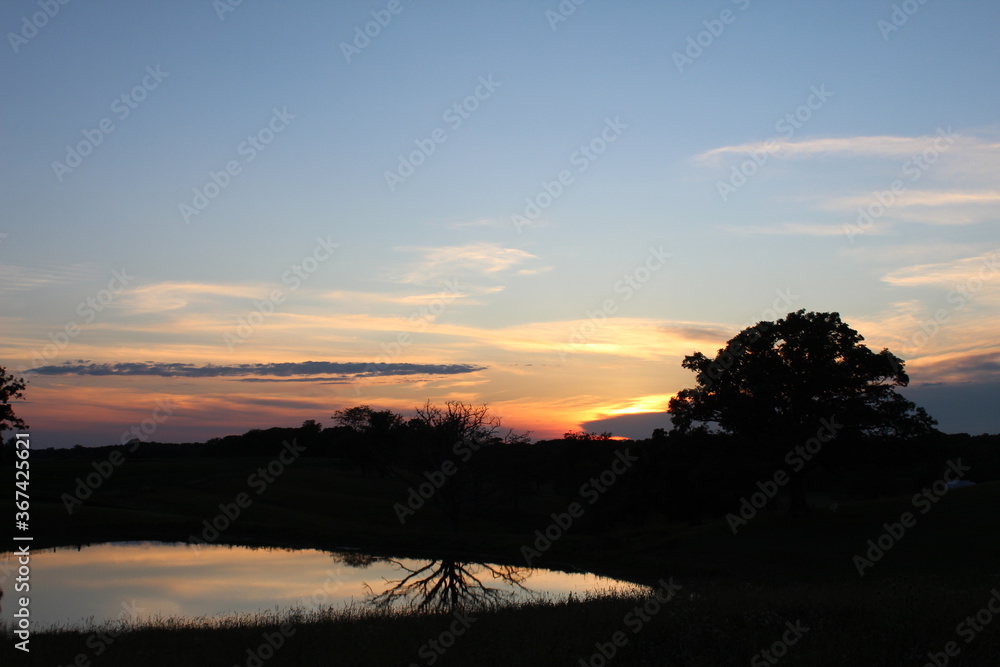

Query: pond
[[0, 542, 644, 629]]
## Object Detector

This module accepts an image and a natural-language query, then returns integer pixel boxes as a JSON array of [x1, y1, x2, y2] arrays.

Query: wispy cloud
[[826, 189, 1000, 226], [696, 131, 1000, 235], [907, 350, 1000, 385], [440, 218, 508, 230], [121, 281, 269, 313], [27, 360, 486, 378], [695, 132, 990, 164], [393, 242, 541, 285], [727, 221, 849, 237], [881, 249, 1000, 287], [593, 393, 676, 417], [0, 263, 99, 293], [516, 266, 554, 276], [322, 288, 478, 306]]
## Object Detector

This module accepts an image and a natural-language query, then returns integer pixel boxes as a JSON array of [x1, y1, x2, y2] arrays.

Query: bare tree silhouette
[[365, 559, 531, 613]]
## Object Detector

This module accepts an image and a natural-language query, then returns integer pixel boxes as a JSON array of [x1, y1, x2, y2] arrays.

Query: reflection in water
[[337, 551, 382, 569], [358, 558, 531, 612], [0, 543, 640, 628]]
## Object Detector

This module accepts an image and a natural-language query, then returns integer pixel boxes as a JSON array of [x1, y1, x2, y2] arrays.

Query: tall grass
[[5, 576, 999, 666]]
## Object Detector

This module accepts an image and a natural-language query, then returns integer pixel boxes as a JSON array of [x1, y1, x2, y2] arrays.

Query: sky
[[1, 0, 999, 447]]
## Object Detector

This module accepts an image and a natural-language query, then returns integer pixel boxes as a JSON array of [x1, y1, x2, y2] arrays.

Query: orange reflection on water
[[0, 542, 641, 629]]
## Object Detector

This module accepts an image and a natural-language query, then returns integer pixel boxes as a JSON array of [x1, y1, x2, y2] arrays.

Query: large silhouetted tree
[[0, 365, 28, 433], [668, 310, 937, 514]]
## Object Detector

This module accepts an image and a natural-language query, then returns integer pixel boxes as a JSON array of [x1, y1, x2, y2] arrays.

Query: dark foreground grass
[[5, 577, 1000, 666], [6, 459, 1000, 664]]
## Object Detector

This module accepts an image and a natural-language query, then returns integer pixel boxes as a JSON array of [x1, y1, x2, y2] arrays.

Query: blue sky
[[2, 0, 999, 445]]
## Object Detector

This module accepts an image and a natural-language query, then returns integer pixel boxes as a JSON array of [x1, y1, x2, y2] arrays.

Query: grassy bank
[[6, 579, 1000, 666], [4, 456, 1000, 664]]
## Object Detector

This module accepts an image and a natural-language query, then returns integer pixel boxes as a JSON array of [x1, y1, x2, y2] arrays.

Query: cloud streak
[[881, 249, 1000, 288], [394, 242, 541, 285], [695, 132, 991, 164], [27, 360, 486, 378], [0, 263, 99, 293]]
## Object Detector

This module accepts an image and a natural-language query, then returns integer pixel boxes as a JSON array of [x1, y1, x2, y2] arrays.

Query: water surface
[[0, 542, 642, 628]]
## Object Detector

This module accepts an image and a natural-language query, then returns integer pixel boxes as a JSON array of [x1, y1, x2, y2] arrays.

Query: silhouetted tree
[[331, 551, 385, 569], [563, 430, 614, 441], [331, 405, 405, 475], [300, 419, 322, 436], [403, 401, 528, 529], [668, 310, 938, 515], [0, 365, 28, 434]]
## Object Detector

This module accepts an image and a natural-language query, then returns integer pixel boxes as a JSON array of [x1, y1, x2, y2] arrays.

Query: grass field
[[7, 579, 1000, 666], [4, 455, 1000, 665]]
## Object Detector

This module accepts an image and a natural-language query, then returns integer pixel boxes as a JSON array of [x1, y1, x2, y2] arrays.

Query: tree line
[[3, 310, 1000, 531]]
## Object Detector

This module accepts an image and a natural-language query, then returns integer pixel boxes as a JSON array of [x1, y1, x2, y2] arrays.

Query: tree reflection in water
[[336, 551, 383, 569], [358, 558, 531, 612]]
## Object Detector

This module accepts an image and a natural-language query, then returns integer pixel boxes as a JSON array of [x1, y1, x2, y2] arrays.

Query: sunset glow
[[2, 1, 998, 446]]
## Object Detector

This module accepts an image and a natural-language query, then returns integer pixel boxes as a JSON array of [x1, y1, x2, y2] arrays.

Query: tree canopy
[[668, 310, 937, 443], [667, 310, 939, 516], [0, 365, 28, 433]]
